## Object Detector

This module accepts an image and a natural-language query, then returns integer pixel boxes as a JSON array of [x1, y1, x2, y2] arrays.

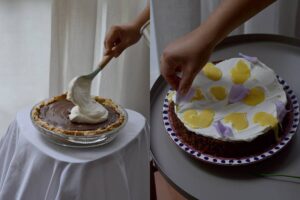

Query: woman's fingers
[[111, 43, 127, 57], [160, 56, 180, 90], [104, 26, 122, 53], [104, 24, 142, 57], [178, 65, 197, 95]]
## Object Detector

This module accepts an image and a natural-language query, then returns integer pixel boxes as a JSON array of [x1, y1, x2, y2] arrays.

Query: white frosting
[[172, 58, 287, 142], [67, 77, 108, 124]]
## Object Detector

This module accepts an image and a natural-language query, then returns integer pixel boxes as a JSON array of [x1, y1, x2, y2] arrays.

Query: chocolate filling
[[39, 99, 120, 131]]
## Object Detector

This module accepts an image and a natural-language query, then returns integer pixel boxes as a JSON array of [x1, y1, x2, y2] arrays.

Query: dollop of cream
[[242, 86, 265, 106], [191, 88, 205, 101], [182, 109, 215, 129], [230, 59, 250, 84], [67, 77, 108, 124], [210, 86, 227, 101], [253, 112, 278, 128], [202, 63, 222, 81], [224, 112, 248, 131]]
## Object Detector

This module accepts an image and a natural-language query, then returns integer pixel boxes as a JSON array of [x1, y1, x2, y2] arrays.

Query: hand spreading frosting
[[67, 77, 108, 124]]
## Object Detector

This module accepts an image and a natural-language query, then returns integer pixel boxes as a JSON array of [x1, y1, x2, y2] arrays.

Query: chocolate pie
[[32, 94, 125, 136]]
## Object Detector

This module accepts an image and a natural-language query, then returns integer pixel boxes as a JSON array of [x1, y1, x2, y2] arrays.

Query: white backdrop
[[0, 0, 149, 137], [151, 0, 300, 86]]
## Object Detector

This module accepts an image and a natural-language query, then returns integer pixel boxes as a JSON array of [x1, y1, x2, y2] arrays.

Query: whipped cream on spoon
[[67, 55, 113, 124]]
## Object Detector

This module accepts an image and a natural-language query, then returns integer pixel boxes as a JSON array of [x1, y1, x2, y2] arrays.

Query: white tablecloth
[[0, 107, 149, 200]]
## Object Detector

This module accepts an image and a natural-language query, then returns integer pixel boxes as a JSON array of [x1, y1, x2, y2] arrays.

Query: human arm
[[160, 0, 275, 95], [104, 0, 150, 57]]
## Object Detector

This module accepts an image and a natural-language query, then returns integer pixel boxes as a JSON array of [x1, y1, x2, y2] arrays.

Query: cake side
[[168, 101, 292, 158]]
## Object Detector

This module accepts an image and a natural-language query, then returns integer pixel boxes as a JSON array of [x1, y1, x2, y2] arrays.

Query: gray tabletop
[[151, 34, 300, 200]]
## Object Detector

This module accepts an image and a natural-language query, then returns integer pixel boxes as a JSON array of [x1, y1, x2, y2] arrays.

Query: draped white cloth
[[151, 0, 300, 85], [0, 108, 149, 200], [0, 0, 149, 138]]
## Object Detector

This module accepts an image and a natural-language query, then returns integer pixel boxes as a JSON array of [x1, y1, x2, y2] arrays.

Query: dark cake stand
[[151, 34, 300, 200]]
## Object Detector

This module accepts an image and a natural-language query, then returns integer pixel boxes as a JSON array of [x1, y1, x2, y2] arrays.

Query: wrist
[[191, 25, 218, 54], [130, 20, 143, 33], [126, 22, 142, 38]]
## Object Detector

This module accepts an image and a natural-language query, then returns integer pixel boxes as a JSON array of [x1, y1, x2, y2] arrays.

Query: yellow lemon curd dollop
[[210, 86, 227, 101], [230, 60, 250, 84], [202, 63, 222, 81], [253, 112, 278, 128], [242, 87, 265, 106], [253, 112, 279, 141], [191, 88, 205, 101], [224, 112, 248, 131], [182, 109, 215, 129]]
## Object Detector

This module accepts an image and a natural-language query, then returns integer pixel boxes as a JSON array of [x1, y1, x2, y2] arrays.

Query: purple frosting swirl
[[238, 53, 258, 63], [228, 85, 250, 104], [275, 100, 290, 122], [214, 121, 233, 138]]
